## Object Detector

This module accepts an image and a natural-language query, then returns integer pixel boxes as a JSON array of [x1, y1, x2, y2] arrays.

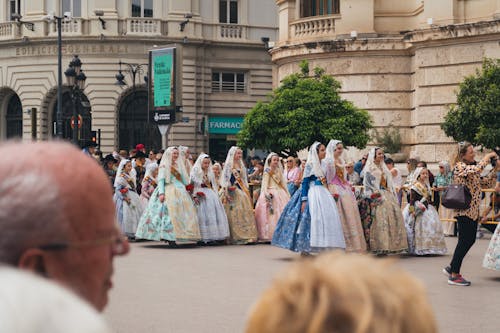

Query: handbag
[[441, 184, 471, 209]]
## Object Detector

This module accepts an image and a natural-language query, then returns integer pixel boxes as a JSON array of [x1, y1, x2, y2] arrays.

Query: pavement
[[104, 237, 500, 333]]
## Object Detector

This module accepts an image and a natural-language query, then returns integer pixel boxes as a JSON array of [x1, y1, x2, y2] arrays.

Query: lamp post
[[64, 55, 87, 145], [115, 61, 148, 148], [43, 12, 72, 138]]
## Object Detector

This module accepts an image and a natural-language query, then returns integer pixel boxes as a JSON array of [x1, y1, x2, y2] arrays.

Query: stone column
[[335, 0, 375, 36], [276, 0, 296, 44]]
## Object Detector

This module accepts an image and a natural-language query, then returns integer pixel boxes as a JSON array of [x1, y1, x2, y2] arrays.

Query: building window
[[8, 0, 21, 20], [219, 0, 238, 24], [302, 0, 340, 17], [62, 0, 82, 17], [212, 72, 246, 93], [132, 0, 154, 18], [6, 93, 22, 138]]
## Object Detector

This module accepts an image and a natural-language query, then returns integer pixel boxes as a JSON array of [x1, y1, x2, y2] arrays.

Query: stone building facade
[[273, 0, 500, 162], [0, 0, 277, 159]]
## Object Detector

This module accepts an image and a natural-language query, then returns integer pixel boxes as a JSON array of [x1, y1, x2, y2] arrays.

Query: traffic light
[[91, 131, 97, 144]]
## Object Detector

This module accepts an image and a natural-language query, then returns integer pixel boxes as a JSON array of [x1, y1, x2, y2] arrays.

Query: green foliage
[[441, 59, 500, 149], [373, 125, 402, 154], [237, 62, 373, 154]]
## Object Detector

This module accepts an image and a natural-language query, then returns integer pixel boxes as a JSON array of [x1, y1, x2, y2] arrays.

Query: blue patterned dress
[[272, 164, 345, 253], [135, 168, 201, 243]]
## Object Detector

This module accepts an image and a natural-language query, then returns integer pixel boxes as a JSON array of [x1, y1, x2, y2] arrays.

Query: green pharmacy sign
[[208, 117, 244, 134]]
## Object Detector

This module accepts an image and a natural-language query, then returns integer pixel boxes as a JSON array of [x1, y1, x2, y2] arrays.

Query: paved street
[[104, 237, 500, 333]]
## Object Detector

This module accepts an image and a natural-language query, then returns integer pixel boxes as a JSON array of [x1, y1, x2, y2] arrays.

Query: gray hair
[[0, 169, 68, 265]]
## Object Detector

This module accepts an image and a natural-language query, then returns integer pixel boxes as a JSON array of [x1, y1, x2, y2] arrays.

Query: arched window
[[302, 0, 340, 17], [118, 89, 161, 151], [6, 93, 22, 138]]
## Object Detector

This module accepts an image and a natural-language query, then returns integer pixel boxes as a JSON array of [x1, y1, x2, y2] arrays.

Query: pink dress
[[327, 165, 367, 252], [255, 169, 290, 241]]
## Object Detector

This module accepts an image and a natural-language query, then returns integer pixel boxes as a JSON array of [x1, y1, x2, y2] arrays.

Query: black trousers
[[450, 216, 478, 274]]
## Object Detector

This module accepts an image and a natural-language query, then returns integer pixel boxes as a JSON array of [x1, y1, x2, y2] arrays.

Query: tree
[[237, 61, 372, 154], [441, 59, 500, 149]]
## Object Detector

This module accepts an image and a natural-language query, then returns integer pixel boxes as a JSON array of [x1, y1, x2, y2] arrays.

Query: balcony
[[48, 18, 83, 36], [0, 22, 19, 40], [290, 15, 338, 41], [217, 24, 247, 40], [125, 18, 162, 35]]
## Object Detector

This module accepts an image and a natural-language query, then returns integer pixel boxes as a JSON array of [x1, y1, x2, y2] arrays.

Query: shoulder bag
[[441, 184, 471, 210]]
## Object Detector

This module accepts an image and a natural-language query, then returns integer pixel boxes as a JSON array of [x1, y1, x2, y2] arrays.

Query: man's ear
[[17, 249, 47, 277]]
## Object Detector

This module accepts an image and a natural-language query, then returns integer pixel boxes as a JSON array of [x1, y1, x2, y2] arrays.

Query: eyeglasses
[[287, 160, 293, 163], [38, 234, 129, 255]]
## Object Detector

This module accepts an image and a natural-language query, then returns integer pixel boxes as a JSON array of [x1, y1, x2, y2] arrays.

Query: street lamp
[[64, 55, 87, 145], [43, 11, 73, 139], [115, 61, 148, 88]]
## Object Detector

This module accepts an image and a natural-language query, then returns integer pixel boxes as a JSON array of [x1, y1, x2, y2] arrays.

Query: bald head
[[0, 141, 123, 311]]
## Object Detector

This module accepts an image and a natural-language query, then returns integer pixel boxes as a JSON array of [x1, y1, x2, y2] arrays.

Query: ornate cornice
[[405, 19, 500, 43]]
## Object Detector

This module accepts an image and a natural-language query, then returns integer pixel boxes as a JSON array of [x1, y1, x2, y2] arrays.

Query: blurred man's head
[[0, 141, 129, 311]]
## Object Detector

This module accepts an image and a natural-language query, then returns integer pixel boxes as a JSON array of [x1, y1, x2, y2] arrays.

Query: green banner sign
[[208, 117, 244, 134], [153, 53, 173, 107]]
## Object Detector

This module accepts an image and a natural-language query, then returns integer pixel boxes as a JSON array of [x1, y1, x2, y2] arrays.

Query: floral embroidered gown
[[221, 169, 258, 244], [361, 168, 408, 254], [113, 173, 144, 238], [327, 165, 366, 253], [255, 169, 290, 241], [402, 182, 447, 255], [135, 167, 201, 243], [193, 174, 230, 242]]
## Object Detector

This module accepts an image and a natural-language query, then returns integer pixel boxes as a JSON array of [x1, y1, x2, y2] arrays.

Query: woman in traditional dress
[[190, 154, 230, 243], [135, 147, 201, 244], [113, 159, 144, 239], [179, 146, 193, 175], [140, 163, 158, 209], [212, 162, 222, 191], [272, 142, 345, 254], [284, 156, 302, 196], [483, 194, 500, 271], [432, 161, 455, 236], [255, 153, 290, 241], [325, 140, 366, 253], [360, 147, 408, 254], [220, 146, 258, 244], [403, 167, 447, 255]]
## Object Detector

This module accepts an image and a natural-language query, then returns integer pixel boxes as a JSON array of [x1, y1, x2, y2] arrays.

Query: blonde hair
[[452, 141, 473, 165], [245, 253, 437, 333]]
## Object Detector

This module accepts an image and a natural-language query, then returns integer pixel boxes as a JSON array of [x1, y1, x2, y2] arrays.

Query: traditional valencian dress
[[113, 160, 144, 239], [255, 153, 290, 241], [403, 168, 447, 255], [221, 147, 258, 244], [285, 165, 301, 196], [272, 142, 345, 253], [483, 219, 500, 271], [325, 140, 366, 253], [135, 147, 201, 244], [360, 148, 408, 254], [190, 154, 230, 242], [140, 163, 158, 209]]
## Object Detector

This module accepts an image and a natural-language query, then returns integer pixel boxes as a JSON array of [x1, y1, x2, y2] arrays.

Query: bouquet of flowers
[[370, 192, 383, 206], [119, 188, 129, 194], [332, 193, 340, 202], [225, 186, 237, 209], [185, 183, 195, 195], [265, 193, 274, 215], [192, 191, 206, 206], [415, 200, 427, 215]]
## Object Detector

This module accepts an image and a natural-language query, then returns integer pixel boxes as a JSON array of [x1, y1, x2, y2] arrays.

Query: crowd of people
[[87, 140, 500, 287], [0, 139, 499, 332]]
